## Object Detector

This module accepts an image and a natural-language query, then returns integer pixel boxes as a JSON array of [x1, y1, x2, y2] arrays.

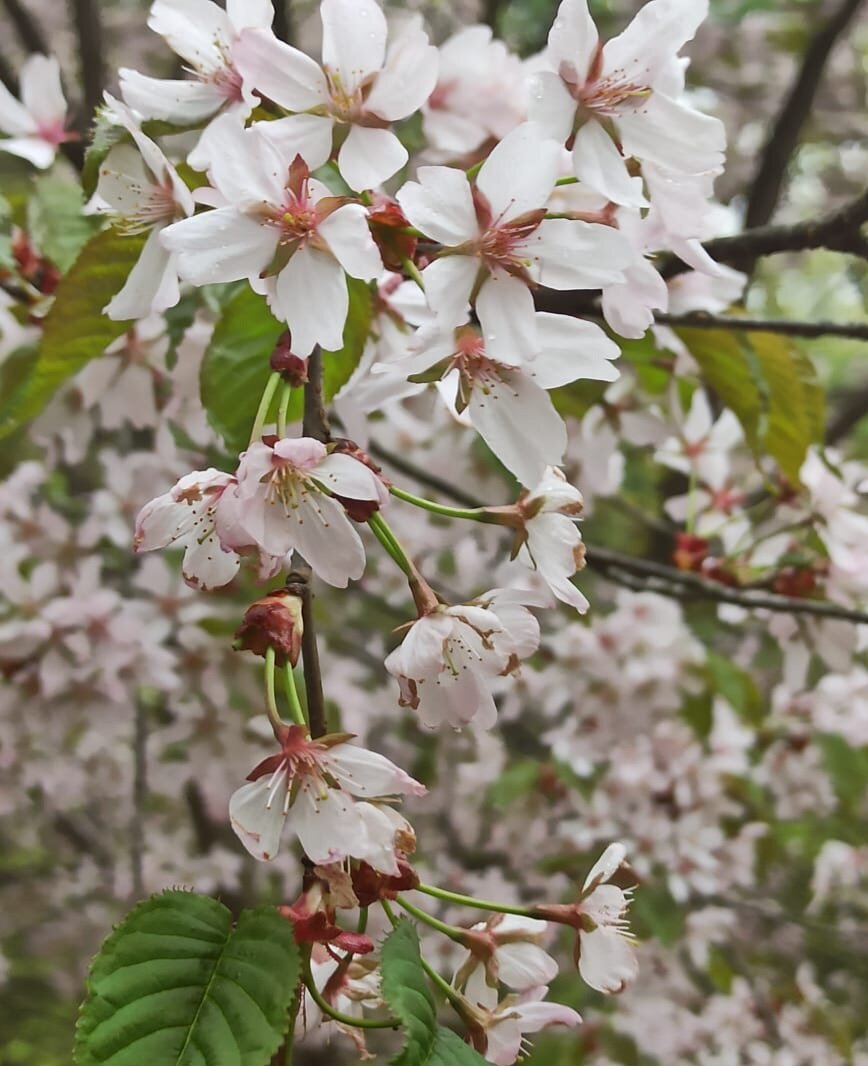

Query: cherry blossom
[[118, 0, 272, 127], [161, 126, 381, 354], [234, 0, 438, 191], [395, 122, 632, 329], [655, 388, 743, 492], [474, 986, 582, 1066], [528, 0, 725, 203], [454, 914, 559, 1006], [228, 436, 387, 588], [384, 590, 540, 730], [229, 724, 425, 868], [0, 55, 75, 169], [576, 843, 639, 992], [89, 97, 195, 320]]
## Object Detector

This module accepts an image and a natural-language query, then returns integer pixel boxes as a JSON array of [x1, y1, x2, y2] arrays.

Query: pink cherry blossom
[[234, 0, 438, 191], [396, 122, 632, 328], [118, 0, 272, 126], [517, 467, 589, 612], [229, 436, 387, 588], [0, 55, 75, 169], [528, 0, 725, 203], [655, 389, 743, 492], [161, 126, 382, 354], [228, 724, 425, 869]]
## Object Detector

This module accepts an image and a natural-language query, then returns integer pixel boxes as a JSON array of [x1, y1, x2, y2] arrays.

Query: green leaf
[[0, 228, 147, 439], [200, 278, 373, 454], [706, 653, 765, 726], [28, 177, 102, 272], [75, 891, 300, 1066], [380, 919, 487, 1066]]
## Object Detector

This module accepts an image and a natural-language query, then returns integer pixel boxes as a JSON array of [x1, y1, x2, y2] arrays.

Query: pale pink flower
[[161, 126, 381, 354], [119, 0, 272, 126], [529, 0, 725, 203], [390, 292, 619, 487], [477, 985, 582, 1066], [229, 436, 387, 588], [134, 468, 244, 590], [229, 724, 425, 869], [396, 122, 632, 329], [384, 589, 540, 730], [518, 468, 589, 612], [0, 55, 75, 169], [577, 843, 639, 993], [655, 389, 742, 492], [234, 0, 438, 190], [455, 914, 559, 1007], [90, 96, 195, 320]]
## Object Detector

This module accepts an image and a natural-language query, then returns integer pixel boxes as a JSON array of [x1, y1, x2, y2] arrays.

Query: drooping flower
[[389, 293, 619, 487], [454, 914, 559, 1007], [227, 436, 388, 588], [161, 125, 381, 354], [396, 122, 632, 329], [234, 0, 438, 190], [118, 0, 272, 127], [384, 589, 541, 730], [90, 95, 195, 320], [229, 724, 426, 868], [471, 985, 582, 1066], [0, 55, 76, 169], [528, 0, 725, 204]]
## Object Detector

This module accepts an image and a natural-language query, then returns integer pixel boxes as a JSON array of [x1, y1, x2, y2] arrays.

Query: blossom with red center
[[229, 724, 426, 868], [233, 0, 439, 191], [396, 122, 631, 332], [0, 55, 77, 169], [161, 122, 382, 354], [528, 0, 725, 206]]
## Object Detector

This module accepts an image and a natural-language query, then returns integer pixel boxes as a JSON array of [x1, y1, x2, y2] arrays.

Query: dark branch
[[0, 48, 17, 93], [2, 0, 50, 54], [302, 346, 331, 445], [373, 445, 868, 626], [826, 380, 868, 444], [68, 0, 106, 124], [745, 0, 865, 229], [652, 311, 868, 342], [272, 0, 294, 44]]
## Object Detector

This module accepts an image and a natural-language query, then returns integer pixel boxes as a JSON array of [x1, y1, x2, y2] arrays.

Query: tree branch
[[68, 0, 106, 124], [0, 48, 17, 93], [272, 0, 295, 45], [2, 0, 50, 54], [745, 0, 865, 229], [373, 445, 868, 626], [826, 380, 868, 443], [652, 310, 868, 341]]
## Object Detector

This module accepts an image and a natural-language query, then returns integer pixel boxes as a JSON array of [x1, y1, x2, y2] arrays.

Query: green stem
[[381, 901, 467, 1011], [390, 485, 491, 523], [367, 513, 416, 580], [401, 256, 426, 291], [277, 382, 293, 438], [250, 371, 281, 444], [264, 647, 284, 732], [555, 175, 580, 186], [417, 882, 541, 919], [283, 662, 308, 728], [302, 955, 399, 1030], [357, 907, 369, 934], [465, 160, 483, 180], [396, 896, 468, 944]]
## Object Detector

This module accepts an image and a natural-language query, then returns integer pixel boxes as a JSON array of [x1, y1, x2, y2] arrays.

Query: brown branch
[[2, 0, 50, 54], [652, 311, 868, 341], [68, 0, 106, 124], [745, 0, 865, 229], [372, 445, 868, 626], [303, 346, 331, 445]]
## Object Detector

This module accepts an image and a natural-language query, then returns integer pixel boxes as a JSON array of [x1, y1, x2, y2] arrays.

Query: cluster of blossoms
[[1, 0, 868, 1062]]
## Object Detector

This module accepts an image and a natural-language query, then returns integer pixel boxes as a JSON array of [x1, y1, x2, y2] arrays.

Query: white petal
[[119, 69, 225, 124], [162, 208, 278, 286], [229, 775, 287, 861], [583, 842, 627, 890], [207, 114, 285, 205], [234, 28, 329, 111], [318, 203, 382, 279], [385, 613, 453, 678], [20, 55, 66, 128], [292, 493, 367, 587], [257, 113, 334, 174], [0, 137, 55, 169], [477, 123, 561, 224], [476, 275, 537, 367], [324, 744, 426, 797], [0, 79, 35, 137], [578, 927, 638, 993], [226, 0, 274, 31], [182, 530, 240, 589], [105, 226, 180, 321], [525, 218, 631, 290], [603, 0, 707, 87], [292, 783, 365, 864], [313, 452, 382, 500], [149, 0, 228, 68], [422, 256, 478, 328], [498, 943, 560, 990], [274, 246, 348, 355], [365, 22, 439, 121], [531, 312, 620, 387], [571, 121, 648, 208], [526, 71, 575, 144], [615, 93, 725, 175], [548, 0, 599, 82], [338, 125, 408, 191], [396, 166, 478, 246], [321, 0, 387, 93]]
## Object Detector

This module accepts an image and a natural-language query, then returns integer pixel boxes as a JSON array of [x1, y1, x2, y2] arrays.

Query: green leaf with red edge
[[0, 227, 147, 440]]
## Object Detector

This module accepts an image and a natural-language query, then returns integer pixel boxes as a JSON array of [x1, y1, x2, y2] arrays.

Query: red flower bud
[[351, 858, 420, 907], [235, 588, 304, 666], [269, 331, 309, 387], [368, 196, 418, 272]]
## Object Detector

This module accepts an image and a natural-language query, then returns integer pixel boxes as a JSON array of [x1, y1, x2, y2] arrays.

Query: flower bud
[[367, 196, 417, 272], [269, 331, 309, 387], [234, 588, 303, 666]]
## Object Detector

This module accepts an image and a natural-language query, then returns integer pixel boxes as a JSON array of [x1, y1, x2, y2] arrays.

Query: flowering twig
[[745, 0, 865, 229]]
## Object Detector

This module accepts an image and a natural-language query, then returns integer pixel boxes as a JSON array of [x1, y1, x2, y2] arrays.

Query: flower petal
[[234, 27, 329, 111], [273, 245, 349, 355], [476, 122, 561, 224], [321, 0, 387, 93], [229, 774, 287, 861], [396, 166, 478, 246]]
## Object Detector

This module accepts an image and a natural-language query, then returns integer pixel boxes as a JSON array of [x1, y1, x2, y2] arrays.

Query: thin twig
[[2, 0, 50, 54], [745, 0, 865, 229], [653, 311, 868, 341], [372, 444, 868, 626], [68, 0, 106, 124], [303, 346, 331, 445]]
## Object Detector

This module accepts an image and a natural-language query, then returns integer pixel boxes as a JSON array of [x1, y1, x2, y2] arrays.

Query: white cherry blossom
[[0, 55, 74, 169], [476, 986, 582, 1065], [161, 121, 381, 354], [577, 842, 639, 993], [229, 724, 425, 868], [517, 467, 589, 611], [455, 914, 559, 1007], [655, 388, 743, 492], [234, 0, 438, 190]]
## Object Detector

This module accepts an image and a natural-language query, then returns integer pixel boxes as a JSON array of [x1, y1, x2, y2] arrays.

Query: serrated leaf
[[82, 108, 129, 199], [27, 177, 102, 273], [201, 278, 373, 454], [0, 228, 147, 439], [380, 919, 487, 1066], [75, 891, 300, 1066]]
